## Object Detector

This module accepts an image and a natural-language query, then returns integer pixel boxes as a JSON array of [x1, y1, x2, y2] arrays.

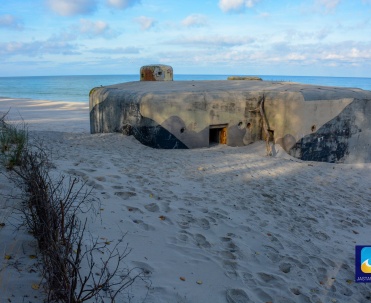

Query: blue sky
[[1, 0, 371, 77]]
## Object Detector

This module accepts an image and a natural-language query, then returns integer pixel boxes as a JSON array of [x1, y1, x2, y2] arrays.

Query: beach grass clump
[[0, 112, 28, 169]]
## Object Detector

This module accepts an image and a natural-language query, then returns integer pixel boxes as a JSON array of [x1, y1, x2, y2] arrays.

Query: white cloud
[[274, 41, 371, 64], [0, 14, 24, 30], [315, 0, 340, 12], [89, 46, 140, 54], [286, 53, 307, 61], [170, 35, 255, 47], [245, 0, 260, 7], [106, 0, 141, 9], [160, 40, 371, 69], [46, 0, 97, 16], [47, 19, 119, 41], [160, 40, 371, 72], [135, 16, 156, 30], [0, 40, 79, 57], [181, 14, 208, 27], [77, 19, 117, 38], [42, 40, 80, 55], [219, 0, 244, 13], [219, 0, 260, 13], [284, 28, 331, 41]]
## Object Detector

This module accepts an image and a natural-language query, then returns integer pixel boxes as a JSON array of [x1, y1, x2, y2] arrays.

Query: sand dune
[[1, 98, 371, 303]]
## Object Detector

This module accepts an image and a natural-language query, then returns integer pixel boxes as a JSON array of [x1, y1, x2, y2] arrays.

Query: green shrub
[[0, 112, 28, 169]]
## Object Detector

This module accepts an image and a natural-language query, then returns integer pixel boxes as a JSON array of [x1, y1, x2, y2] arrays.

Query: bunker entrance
[[209, 124, 228, 146]]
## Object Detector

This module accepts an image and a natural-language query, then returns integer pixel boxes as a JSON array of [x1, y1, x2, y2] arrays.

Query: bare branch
[[4, 126, 149, 302]]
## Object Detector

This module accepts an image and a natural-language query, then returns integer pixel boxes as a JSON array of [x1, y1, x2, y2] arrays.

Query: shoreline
[[0, 97, 371, 302], [0, 97, 89, 132]]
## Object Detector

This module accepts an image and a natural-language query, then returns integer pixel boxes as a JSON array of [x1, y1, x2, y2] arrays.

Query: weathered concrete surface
[[227, 76, 262, 81], [89, 80, 371, 163], [140, 64, 173, 81]]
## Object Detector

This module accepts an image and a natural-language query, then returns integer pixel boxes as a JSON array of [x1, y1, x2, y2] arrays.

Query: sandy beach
[[1, 97, 371, 303]]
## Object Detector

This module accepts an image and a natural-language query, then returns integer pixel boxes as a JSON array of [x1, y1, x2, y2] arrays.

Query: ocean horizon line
[[1, 73, 371, 79], [1, 74, 371, 102]]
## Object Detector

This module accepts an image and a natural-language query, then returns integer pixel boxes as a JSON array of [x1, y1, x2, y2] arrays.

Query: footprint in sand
[[315, 267, 327, 281], [112, 185, 124, 190], [220, 251, 236, 260], [194, 234, 211, 248], [313, 231, 329, 241], [95, 176, 106, 182], [197, 218, 210, 230], [86, 180, 104, 190], [262, 245, 282, 262], [107, 174, 121, 180], [257, 272, 280, 283], [205, 215, 217, 224], [115, 191, 137, 199], [267, 234, 284, 249], [126, 206, 143, 213], [132, 219, 154, 231], [221, 236, 233, 242], [131, 261, 154, 276], [223, 260, 239, 280], [279, 262, 292, 273], [332, 284, 353, 297], [290, 288, 301, 296], [177, 230, 190, 243], [242, 272, 258, 288], [82, 168, 97, 173], [225, 241, 239, 253], [208, 210, 228, 221], [66, 168, 87, 178], [100, 192, 110, 199], [226, 289, 251, 303], [177, 214, 195, 229], [177, 221, 190, 230], [145, 203, 160, 212]]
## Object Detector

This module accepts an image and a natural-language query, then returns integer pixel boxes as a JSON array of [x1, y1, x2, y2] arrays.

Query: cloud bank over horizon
[[0, 0, 371, 76]]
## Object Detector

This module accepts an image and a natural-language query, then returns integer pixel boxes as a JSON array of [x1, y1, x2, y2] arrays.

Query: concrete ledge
[[227, 76, 262, 80]]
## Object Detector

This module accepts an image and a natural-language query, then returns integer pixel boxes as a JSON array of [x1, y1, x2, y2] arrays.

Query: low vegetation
[[1, 111, 146, 302], [0, 111, 28, 169]]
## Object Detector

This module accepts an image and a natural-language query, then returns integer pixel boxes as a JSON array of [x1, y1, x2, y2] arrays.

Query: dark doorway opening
[[209, 124, 228, 146]]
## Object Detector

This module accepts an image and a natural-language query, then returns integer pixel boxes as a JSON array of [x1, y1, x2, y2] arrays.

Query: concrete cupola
[[140, 64, 173, 81]]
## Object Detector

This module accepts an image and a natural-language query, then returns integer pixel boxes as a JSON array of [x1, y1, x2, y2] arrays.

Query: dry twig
[[7, 138, 147, 302]]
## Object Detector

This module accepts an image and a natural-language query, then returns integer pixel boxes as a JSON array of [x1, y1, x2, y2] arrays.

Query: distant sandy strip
[[1, 97, 371, 303], [0, 97, 89, 132]]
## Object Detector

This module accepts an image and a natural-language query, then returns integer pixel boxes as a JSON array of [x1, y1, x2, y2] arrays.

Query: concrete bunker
[[89, 66, 371, 164]]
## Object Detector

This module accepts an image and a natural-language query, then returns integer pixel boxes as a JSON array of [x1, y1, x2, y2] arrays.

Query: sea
[[0, 74, 371, 103]]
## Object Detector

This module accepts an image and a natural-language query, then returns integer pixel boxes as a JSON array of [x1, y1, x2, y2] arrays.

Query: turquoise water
[[0, 74, 370, 102]]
